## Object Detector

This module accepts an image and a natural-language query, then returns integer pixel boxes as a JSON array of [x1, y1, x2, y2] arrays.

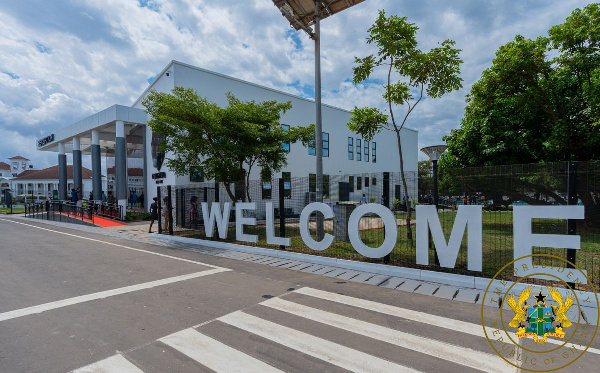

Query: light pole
[[272, 1, 365, 239], [420, 145, 447, 266]]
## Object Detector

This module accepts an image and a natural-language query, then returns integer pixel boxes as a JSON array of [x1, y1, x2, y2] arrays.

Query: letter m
[[416, 205, 482, 271]]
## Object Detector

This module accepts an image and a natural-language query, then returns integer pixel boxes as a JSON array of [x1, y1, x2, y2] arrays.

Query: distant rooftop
[[8, 155, 30, 161]]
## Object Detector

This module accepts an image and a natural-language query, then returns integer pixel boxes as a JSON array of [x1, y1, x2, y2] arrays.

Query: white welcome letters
[[199, 202, 584, 275]]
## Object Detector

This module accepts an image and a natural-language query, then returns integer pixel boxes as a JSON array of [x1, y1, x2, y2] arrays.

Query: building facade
[[36, 61, 418, 213]]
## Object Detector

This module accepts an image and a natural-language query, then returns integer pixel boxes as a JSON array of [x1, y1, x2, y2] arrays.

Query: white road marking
[[72, 354, 143, 373], [0, 268, 229, 322], [295, 287, 600, 356], [218, 311, 422, 373], [262, 297, 512, 373], [0, 218, 226, 269], [160, 328, 283, 373]]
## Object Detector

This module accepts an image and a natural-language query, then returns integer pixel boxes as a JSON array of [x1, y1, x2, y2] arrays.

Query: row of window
[[308, 132, 329, 157], [348, 138, 376, 163]]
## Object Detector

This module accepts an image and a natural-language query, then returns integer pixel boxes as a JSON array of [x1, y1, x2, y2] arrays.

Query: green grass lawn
[[0, 208, 25, 214], [175, 210, 600, 288]]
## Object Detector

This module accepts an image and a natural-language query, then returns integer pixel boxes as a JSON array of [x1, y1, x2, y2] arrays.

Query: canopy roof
[[272, 0, 366, 36]]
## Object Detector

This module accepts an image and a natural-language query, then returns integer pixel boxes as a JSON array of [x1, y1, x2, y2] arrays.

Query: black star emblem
[[534, 289, 547, 304]]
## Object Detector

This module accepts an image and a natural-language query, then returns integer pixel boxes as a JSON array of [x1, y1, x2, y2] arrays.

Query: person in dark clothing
[[149, 197, 158, 233], [71, 189, 78, 204]]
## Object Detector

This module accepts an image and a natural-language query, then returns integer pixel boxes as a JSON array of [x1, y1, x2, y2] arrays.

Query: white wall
[[135, 61, 419, 209]]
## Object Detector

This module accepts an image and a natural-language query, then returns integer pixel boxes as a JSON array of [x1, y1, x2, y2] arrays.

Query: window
[[364, 141, 369, 162], [349, 176, 354, 192], [308, 132, 329, 157], [365, 177, 369, 188], [262, 180, 272, 200], [282, 172, 291, 198], [372, 142, 376, 163], [348, 137, 354, 160], [308, 140, 316, 156], [356, 139, 362, 161], [372, 177, 377, 186], [282, 124, 290, 152], [357, 176, 362, 190], [190, 167, 204, 182]]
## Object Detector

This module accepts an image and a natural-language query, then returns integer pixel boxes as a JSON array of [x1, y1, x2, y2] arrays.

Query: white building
[[36, 61, 418, 212], [9, 165, 106, 200]]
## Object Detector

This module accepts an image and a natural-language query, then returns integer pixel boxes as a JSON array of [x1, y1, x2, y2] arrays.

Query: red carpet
[[55, 212, 126, 227]]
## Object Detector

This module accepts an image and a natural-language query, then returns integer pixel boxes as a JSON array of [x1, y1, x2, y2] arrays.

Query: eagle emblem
[[507, 287, 574, 343]]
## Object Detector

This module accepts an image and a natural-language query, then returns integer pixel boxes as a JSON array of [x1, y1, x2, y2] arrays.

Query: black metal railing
[[24, 200, 124, 224]]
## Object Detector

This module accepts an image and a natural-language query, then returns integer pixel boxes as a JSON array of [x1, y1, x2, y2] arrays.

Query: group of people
[[148, 195, 199, 233], [129, 190, 145, 209], [148, 196, 171, 233]]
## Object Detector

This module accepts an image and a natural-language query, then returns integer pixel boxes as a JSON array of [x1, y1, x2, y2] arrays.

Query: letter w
[[201, 202, 230, 239], [416, 205, 482, 271]]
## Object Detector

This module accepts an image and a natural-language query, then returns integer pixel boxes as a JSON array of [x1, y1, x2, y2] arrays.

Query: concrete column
[[115, 120, 128, 216], [72, 136, 83, 193], [58, 142, 67, 200], [142, 125, 148, 212], [91, 130, 102, 201]]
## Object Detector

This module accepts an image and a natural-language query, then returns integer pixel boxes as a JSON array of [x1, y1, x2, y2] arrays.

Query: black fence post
[[203, 187, 208, 202], [167, 185, 173, 236], [279, 178, 286, 251], [567, 161, 577, 289], [214, 182, 220, 203], [383, 172, 390, 264], [46, 200, 50, 220], [157, 186, 162, 234]]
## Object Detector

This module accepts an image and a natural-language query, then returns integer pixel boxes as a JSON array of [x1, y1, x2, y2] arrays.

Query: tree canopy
[[143, 87, 313, 202], [442, 3, 600, 168], [348, 10, 462, 240]]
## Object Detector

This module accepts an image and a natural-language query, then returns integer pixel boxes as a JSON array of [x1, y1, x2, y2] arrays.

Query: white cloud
[[0, 0, 595, 165]]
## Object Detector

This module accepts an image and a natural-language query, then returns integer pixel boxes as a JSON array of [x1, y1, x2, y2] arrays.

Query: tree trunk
[[224, 182, 236, 205], [395, 129, 413, 241]]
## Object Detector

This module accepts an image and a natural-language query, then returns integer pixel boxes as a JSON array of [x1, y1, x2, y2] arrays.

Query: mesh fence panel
[[159, 162, 599, 291]]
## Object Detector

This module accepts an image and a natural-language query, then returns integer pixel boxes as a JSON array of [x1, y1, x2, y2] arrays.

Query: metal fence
[[158, 162, 599, 290], [24, 200, 124, 224]]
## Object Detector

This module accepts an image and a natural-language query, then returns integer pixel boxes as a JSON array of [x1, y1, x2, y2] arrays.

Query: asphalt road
[[0, 217, 598, 372]]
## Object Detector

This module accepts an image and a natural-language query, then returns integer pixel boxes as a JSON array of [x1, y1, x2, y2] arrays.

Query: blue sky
[[0, 0, 593, 168]]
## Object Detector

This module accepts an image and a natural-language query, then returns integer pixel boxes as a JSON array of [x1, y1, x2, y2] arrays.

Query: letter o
[[348, 203, 397, 258], [300, 202, 334, 251]]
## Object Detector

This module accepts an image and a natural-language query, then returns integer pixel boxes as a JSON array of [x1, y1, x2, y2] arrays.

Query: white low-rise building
[[36, 61, 418, 213]]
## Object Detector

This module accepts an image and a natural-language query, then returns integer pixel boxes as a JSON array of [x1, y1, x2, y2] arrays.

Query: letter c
[[300, 202, 334, 251]]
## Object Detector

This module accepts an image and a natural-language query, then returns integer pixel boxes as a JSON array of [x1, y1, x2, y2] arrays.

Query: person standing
[[148, 197, 158, 233], [71, 188, 78, 204], [132, 191, 138, 208], [76, 187, 83, 208]]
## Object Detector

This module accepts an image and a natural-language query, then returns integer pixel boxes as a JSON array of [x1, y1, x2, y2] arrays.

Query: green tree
[[418, 160, 433, 199], [348, 10, 463, 240], [143, 87, 313, 202], [443, 3, 600, 168]]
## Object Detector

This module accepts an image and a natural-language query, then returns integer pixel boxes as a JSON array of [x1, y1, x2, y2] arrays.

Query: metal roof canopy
[[272, 0, 365, 38]]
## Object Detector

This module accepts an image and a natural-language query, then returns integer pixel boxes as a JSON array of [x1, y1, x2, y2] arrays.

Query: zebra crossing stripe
[[218, 311, 422, 373], [262, 297, 512, 373], [294, 287, 600, 355], [160, 328, 283, 372], [72, 354, 143, 373]]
